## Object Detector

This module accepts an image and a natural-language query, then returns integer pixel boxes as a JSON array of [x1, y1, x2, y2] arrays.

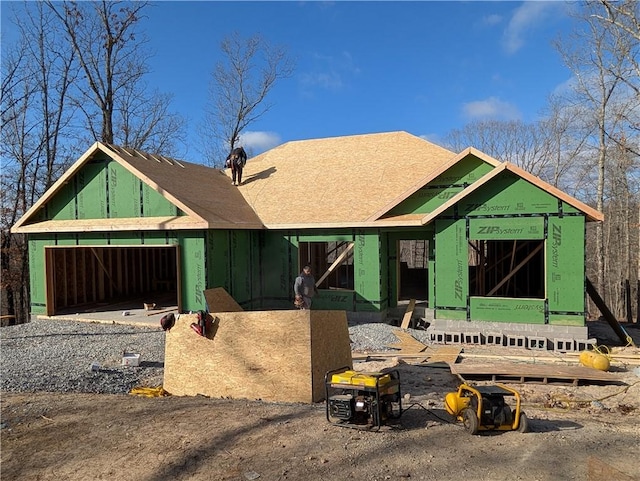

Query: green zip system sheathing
[[44, 155, 180, 221], [432, 170, 587, 326], [387, 154, 494, 216]]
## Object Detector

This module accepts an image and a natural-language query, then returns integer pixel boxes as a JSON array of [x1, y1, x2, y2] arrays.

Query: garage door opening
[[44, 245, 180, 315]]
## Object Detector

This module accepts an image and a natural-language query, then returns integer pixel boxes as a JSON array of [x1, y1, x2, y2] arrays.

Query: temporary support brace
[[586, 277, 635, 347]]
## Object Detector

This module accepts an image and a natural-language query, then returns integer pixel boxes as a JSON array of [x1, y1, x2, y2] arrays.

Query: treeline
[[1, 1, 638, 324]]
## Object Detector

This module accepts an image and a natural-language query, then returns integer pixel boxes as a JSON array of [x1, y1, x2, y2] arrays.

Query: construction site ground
[[2, 323, 640, 481]]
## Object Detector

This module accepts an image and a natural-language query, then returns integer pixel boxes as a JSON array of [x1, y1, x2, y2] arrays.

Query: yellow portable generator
[[445, 383, 529, 434], [325, 367, 402, 430]]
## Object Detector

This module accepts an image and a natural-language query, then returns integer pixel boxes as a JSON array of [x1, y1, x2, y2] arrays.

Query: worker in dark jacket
[[293, 264, 318, 309], [225, 146, 247, 186]]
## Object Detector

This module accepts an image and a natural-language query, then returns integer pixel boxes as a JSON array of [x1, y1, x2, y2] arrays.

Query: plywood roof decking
[[235, 131, 456, 227]]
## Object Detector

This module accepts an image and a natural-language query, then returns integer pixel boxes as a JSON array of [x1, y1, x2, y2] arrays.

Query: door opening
[[398, 240, 428, 301]]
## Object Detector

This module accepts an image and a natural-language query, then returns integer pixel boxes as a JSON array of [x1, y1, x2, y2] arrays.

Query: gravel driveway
[[1, 317, 427, 395]]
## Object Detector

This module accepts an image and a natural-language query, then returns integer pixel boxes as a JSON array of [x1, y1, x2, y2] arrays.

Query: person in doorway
[[225, 146, 247, 186], [293, 264, 318, 309]]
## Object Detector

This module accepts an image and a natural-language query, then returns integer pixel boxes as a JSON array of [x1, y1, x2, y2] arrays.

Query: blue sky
[[3, 1, 577, 163]]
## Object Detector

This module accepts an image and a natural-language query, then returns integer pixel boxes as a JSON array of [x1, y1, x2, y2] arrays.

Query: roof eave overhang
[[263, 220, 425, 230], [11, 216, 266, 234]]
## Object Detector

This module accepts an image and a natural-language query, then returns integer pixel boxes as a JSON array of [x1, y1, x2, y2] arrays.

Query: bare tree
[[443, 119, 557, 180], [45, 1, 185, 152], [202, 32, 295, 165], [553, 2, 640, 320], [1, 3, 77, 324], [556, 2, 630, 298]]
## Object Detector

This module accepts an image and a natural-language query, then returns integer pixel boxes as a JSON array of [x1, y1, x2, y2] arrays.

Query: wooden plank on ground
[[424, 346, 463, 364], [449, 362, 625, 385], [353, 345, 462, 365], [400, 299, 416, 329], [386, 329, 426, 353]]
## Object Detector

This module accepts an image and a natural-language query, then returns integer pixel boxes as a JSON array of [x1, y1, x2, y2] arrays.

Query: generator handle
[[324, 366, 352, 384]]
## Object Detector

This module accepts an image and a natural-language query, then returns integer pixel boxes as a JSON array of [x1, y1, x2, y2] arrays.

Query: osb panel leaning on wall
[[163, 310, 352, 403]]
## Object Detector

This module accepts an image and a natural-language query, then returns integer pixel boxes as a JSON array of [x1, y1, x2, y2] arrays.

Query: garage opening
[[44, 245, 179, 315]]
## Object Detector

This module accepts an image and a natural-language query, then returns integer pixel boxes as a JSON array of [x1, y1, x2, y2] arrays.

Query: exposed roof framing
[[12, 142, 264, 233]]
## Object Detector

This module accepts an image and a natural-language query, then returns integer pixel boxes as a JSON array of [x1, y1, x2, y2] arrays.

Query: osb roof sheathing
[[235, 131, 456, 228]]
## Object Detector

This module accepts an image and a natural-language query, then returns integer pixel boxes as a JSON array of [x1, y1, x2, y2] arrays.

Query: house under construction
[[12, 132, 603, 332]]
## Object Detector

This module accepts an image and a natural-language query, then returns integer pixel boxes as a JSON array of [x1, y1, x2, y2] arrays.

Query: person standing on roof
[[293, 264, 319, 309], [225, 146, 247, 186]]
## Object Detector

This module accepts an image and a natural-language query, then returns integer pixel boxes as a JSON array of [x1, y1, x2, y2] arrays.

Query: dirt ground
[[2, 348, 640, 481]]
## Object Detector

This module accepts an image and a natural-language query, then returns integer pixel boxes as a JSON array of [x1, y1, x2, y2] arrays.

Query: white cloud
[[299, 51, 360, 92], [462, 97, 522, 121], [239, 131, 282, 155], [503, 1, 563, 54], [482, 14, 503, 27]]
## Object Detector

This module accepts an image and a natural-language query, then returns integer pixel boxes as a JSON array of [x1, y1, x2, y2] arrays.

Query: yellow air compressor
[[325, 367, 402, 430], [445, 383, 529, 435]]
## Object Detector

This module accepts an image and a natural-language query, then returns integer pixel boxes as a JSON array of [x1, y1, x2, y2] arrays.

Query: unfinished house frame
[[12, 132, 603, 328]]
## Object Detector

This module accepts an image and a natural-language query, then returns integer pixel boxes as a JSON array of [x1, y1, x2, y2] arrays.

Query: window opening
[[468, 240, 544, 299], [298, 241, 354, 290]]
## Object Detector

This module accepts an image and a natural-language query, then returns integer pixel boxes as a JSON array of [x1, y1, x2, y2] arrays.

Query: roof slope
[[236, 131, 456, 227], [12, 142, 264, 233]]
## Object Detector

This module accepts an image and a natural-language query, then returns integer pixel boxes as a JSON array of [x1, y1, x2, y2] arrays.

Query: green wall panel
[[460, 173, 560, 216], [44, 156, 181, 222], [436, 309, 467, 320], [108, 232, 142, 245], [434, 219, 467, 309], [354, 230, 382, 309], [260, 231, 294, 302], [470, 297, 545, 323], [469, 217, 545, 240], [141, 232, 172, 245], [142, 182, 177, 217], [313, 291, 355, 311], [386, 233, 399, 308], [28, 237, 48, 314], [76, 233, 109, 245], [178, 232, 206, 312], [54, 234, 78, 246], [77, 161, 108, 219], [547, 216, 585, 315], [387, 156, 494, 216], [548, 314, 584, 326], [432, 154, 494, 185], [109, 161, 142, 218], [207, 230, 231, 294], [230, 230, 252, 305], [48, 182, 76, 220], [388, 186, 464, 215], [379, 233, 389, 310]]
